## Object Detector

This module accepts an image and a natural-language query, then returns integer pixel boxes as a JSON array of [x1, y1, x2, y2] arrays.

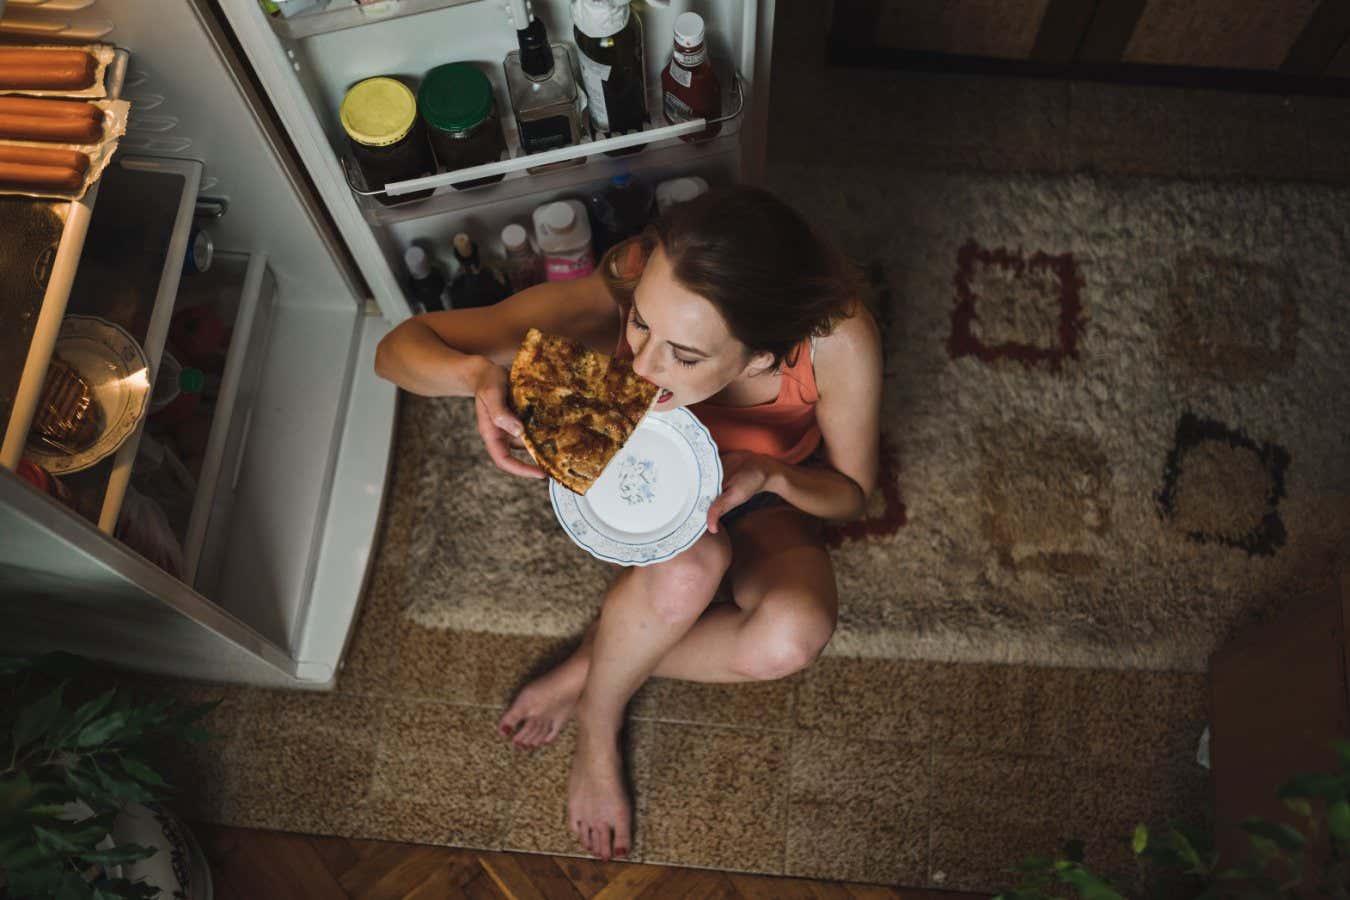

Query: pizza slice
[[509, 328, 658, 494]]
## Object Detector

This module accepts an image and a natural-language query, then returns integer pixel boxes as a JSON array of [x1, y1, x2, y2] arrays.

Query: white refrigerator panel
[[0, 473, 299, 686]]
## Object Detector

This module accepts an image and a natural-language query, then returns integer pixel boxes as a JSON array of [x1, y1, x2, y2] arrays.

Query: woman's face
[[627, 245, 771, 409]]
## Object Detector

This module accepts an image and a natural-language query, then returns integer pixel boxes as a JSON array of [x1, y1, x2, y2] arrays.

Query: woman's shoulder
[[812, 305, 882, 393]]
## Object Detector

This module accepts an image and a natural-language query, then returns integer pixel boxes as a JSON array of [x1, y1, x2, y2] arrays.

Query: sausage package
[[0, 97, 130, 200], [0, 44, 118, 98]]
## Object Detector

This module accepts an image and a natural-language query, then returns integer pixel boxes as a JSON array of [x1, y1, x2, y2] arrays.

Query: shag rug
[[389, 171, 1350, 672]]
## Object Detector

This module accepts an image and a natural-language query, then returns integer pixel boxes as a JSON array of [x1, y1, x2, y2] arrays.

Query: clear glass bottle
[[504, 0, 587, 172]]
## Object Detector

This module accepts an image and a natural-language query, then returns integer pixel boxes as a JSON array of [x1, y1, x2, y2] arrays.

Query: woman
[[373, 186, 882, 863]]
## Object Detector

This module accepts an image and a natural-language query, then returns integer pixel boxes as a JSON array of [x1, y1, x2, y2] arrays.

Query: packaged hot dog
[[0, 44, 117, 98], [0, 97, 129, 200]]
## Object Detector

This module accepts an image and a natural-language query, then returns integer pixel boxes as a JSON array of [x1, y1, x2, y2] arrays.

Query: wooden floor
[[195, 824, 982, 900]]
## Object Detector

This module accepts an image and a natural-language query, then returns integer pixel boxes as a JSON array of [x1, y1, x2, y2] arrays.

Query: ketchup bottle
[[661, 12, 721, 143]]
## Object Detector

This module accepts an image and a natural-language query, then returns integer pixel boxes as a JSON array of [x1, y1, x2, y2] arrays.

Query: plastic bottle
[[148, 367, 204, 428], [588, 172, 654, 255], [661, 12, 721, 142], [655, 175, 709, 213], [404, 245, 448, 313], [500, 223, 543, 293], [449, 233, 512, 308], [533, 199, 595, 281]]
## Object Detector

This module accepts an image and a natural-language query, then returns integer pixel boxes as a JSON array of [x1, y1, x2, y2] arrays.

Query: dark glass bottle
[[588, 172, 654, 255], [572, 0, 647, 156], [449, 233, 511, 309]]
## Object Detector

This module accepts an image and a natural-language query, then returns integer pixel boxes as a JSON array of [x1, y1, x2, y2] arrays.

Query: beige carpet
[[390, 171, 1350, 672]]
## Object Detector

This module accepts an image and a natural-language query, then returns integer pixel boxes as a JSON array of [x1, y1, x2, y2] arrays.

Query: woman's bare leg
[[564, 532, 733, 861], [498, 507, 836, 749]]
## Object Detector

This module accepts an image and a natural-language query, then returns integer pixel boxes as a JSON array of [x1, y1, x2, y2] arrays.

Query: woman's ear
[[743, 349, 777, 378]]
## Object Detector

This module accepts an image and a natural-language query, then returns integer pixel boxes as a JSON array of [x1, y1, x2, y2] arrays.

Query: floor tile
[[794, 657, 933, 743], [784, 733, 929, 884], [383, 627, 575, 708], [630, 674, 797, 730], [499, 729, 597, 859], [210, 691, 384, 836], [928, 749, 1076, 892], [926, 663, 1080, 756], [630, 721, 789, 873], [360, 700, 522, 848], [1070, 669, 1208, 767]]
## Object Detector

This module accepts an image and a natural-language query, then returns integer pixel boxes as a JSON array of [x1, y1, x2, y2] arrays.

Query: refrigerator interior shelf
[[268, 0, 478, 41], [345, 71, 746, 207], [39, 156, 203, 537], [0, 48, 129, 472], [179, 253, 277, 595]]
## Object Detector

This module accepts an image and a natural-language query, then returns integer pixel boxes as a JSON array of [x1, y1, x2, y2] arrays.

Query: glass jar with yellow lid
[[340, 76, 436, 206]]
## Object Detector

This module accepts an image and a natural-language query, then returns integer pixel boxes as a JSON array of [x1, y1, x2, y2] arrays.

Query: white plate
[[25, 316, 151, 474], [550, 407, 722, 567]]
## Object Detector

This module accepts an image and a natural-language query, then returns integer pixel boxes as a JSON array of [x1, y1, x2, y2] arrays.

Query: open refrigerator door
[[0, 0, 396, 689]]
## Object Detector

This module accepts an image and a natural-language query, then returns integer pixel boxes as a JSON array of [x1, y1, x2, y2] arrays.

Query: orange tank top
[[614, 327, 822, 465]]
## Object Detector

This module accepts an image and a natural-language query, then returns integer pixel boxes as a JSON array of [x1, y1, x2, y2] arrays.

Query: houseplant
[[996, 740, 1350, 899], [0, 652, 218, 899]]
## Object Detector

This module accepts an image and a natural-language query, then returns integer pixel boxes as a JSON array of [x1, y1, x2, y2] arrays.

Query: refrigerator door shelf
[[39, 156, 204, 536], [0, 49, 130, 471], [268, 0, 477, 41], [349, 72, 746, 204], [177, 252, 278, 590]]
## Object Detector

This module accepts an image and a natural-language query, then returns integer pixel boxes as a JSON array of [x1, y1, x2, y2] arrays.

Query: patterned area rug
[[387, 171, 1350, 672]]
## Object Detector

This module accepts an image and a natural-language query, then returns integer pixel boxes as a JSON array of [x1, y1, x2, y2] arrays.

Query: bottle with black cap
[[504, 0, 587, 171], [403, 245, 448, 313], [449, 233, 512, 309]]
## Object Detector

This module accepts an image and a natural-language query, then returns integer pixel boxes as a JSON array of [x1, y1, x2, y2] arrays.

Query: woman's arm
[[707, 309, 883, 531], [373, 271, 618, 478], [373, 270, 616, 397]]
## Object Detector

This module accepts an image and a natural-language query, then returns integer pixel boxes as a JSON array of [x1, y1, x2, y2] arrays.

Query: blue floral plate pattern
[[549, 408, 722, 567]]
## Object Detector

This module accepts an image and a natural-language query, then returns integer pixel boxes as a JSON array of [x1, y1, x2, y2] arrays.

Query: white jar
[[655, 175, 709, 213], [533, 199, 595, 281]]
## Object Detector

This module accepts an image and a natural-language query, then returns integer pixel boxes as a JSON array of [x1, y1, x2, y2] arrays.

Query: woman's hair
[[600, 185, 867, 370]]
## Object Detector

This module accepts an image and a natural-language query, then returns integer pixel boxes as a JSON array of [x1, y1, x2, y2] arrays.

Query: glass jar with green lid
[[417, 63, 507, 190], [340, 76, 435, 206]]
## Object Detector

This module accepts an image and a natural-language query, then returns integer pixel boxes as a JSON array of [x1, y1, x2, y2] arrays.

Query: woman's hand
[[706, 451, 782, 534], [471, 359, 546, 479]]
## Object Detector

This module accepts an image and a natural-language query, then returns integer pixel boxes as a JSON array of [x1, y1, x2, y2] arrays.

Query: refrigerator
[[0, 0, 776, 689]]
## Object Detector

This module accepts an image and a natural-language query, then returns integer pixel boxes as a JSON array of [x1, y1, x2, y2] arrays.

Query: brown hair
[[600, 185, 866, 370]]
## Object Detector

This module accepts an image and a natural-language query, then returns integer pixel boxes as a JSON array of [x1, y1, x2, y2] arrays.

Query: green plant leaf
[[1240, 817, 1307, 851], [1168, 826, 1206, 873], [1056, 864, 1127, 900], [12, 682, 65, 751], [1283, 797, 1313, 818], [168, 699, 221, 728], [91, 764, 154, 806], [1279, 773, 1345, 801], [75, 712, 129, 748], [117, 755, 167, 788], [1131, 823, 1148, 855], [54, 868, 91, 900], [1333, 739, 1350, 771], [33, 823, 82, 853], [1329, 799, 1350, 844], [1015, 855, 1055, 871], [69, 689, 117, 733], [78, 842, 157, 865]]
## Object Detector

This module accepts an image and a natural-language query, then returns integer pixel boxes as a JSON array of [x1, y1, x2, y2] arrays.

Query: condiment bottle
[[504, 0, 587, 171], [571, 0, 647, 155], [340, 76, 436, 205], [149, 367, 204, 427], [449, 233, 512, 308], [417, 63, 507, 190], [501, 223, 543, 293], [661, 12, 721, 142], [404, 245, 448, 313], [532, 199, 595, 281]]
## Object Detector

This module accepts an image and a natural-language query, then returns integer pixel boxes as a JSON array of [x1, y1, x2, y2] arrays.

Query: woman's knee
[[733, 596, 836, 681], [639, 532, 732, 623]]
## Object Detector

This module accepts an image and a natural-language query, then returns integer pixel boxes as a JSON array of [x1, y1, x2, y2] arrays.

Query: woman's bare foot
[[567, 729, 631, 861], [497, 650, 589, 750]]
